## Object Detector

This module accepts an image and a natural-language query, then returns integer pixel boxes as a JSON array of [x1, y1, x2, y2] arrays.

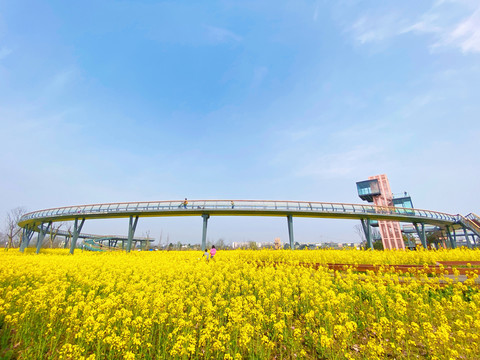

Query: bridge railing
[[19, 200, 458, 225]]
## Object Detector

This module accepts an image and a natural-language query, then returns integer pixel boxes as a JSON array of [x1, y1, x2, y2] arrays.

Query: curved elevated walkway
[[17, 200, 476, 253], [19, 200, 457, 225]]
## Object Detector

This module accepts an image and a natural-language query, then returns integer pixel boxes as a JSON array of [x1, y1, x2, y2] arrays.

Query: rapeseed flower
[[0, 248, 479, 359]]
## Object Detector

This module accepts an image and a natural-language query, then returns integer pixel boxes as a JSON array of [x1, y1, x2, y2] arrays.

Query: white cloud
[[251, 66, 268, 88], [442, 8, 480, 53], [350, 2, 480, 54], [37, 68, 81, 103], [402, 4, 480, 53], [205, 25, 242, 44], [0, 46, 12, 60], [350, 13, 406, 45], [313, 2, 320, 22], [400, 14, 442, 34], [295, 145, 383, 179]]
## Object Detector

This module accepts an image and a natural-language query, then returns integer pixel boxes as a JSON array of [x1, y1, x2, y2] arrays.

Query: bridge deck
[[17, 200, 476, 253], [19, 199, 458, 227]]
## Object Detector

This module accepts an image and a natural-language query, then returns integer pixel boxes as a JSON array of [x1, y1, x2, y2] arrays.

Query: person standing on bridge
[[183, 198, 188, 209], [231, 200, 235, 209]]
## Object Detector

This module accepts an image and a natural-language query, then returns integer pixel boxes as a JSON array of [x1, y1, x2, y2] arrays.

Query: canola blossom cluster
[[1, 248, 480, 359]]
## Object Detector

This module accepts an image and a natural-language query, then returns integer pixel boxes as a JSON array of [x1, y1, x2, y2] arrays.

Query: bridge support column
[[36, 222, 52, 254], [445, 226, 456, 249], [127, 216, 139, 253], [361, 219, 373, 250], [201, 214, 209, 251], [462, 227, 472, 248], [70, 218, 85, 255], [20, 226, 35, 253], [287, 215, 294, 250], [413, 223, 427, 249], [19, 228, 26, 252], [19, 227, 26, 252]]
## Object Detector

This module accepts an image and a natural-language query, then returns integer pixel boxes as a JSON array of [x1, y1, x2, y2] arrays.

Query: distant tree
[[143, 230, 152, 250], [191, 244, 201, 251], [47, 222, 65, 248], [248, 241, 258, 250], [4, 207, 27, 250], [373, 239, 384, 250], [215, 238, 226, 250], [354, 224, 366, 244], [427, 230, 443, 249], [403, 234, 416, 249], [158, 230, 163, 249], [64, 224, 73, 249], [355, 223, 380, 248], [0, 231, 5, 248]]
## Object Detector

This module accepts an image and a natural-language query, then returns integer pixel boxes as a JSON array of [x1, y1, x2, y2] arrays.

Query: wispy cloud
[[400, 14, 442, 34], [251, 66, 268, 88], [296, 145, 383, 178], [349, 2, 480, 54], [350, 13, 405, 45], [313, 2, 320, 22], [205, 25, 242, 44], [46, 69, 78, 92], [401, 4, 480, 53], [440, 8, 480, 53], [0, 46, 12, 60]]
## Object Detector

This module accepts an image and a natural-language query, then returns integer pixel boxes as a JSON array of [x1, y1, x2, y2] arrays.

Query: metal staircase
[[466, 213, 480, 228], [83, 239, 106, 252], [83, 238, 123, 252], [456, 214, 480, 247], [460, 214, 480, 237]]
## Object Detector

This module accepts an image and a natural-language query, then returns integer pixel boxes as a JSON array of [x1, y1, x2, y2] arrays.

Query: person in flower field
[[210, 245, 217, 259], [202, 248, 209, 260]]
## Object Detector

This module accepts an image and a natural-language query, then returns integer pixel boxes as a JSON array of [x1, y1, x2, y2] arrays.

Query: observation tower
[[356, 174, 406, 250]]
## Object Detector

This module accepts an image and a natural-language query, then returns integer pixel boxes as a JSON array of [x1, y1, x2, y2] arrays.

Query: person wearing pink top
[[210, 245, 217, 259]]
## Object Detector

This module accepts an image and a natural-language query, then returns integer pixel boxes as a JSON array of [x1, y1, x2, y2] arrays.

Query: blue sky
[[1, 0, 479, 245]]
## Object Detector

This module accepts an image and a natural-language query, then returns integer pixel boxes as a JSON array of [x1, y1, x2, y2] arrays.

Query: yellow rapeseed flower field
[[1, 248, 479, 359]]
